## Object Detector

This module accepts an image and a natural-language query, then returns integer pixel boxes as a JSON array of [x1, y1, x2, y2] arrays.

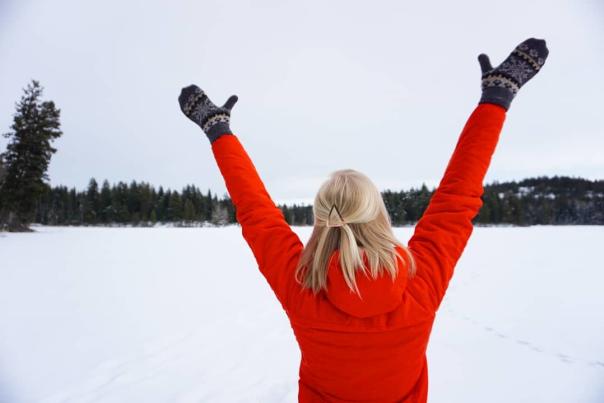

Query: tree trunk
[[6, 210, 32, 232]]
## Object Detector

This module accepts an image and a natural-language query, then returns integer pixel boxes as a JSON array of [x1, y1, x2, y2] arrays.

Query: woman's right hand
[[478, 38, 549, 110], [178, 85, 239, 143]]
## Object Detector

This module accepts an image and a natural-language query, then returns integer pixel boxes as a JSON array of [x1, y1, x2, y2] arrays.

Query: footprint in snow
[[557, 353, 574, 364]]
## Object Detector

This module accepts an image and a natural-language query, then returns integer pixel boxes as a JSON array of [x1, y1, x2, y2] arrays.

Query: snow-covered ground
[[0, 225, 603, 403]]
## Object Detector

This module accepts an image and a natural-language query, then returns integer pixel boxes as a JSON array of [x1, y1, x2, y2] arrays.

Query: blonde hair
[[295, 169, 417, 296]]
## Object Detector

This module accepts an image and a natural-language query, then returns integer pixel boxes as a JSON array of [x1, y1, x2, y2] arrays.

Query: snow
[[0, 225, 603, 403], [517, 185, 533, 196]]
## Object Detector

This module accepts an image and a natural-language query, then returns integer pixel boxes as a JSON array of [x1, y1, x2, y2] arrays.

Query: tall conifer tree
[[0, 80, 62, 231]]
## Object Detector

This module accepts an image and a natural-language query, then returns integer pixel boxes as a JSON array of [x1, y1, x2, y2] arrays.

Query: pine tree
[[0, 157, 6, 187], [139, 182, 152, 223], [0, 80, 62, 231], [150, 209, 157, 224], [99, 179, 112, 223], [85, 178, 99, 224], [167, 191, 183, 223], [211, 202, 230, 226], [183, 199, 195, 223]]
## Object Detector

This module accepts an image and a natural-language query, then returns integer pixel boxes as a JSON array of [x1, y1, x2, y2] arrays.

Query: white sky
[[1, 0, 602, 205]]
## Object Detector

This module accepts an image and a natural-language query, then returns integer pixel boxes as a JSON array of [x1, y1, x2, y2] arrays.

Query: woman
[[178, 38, 549, 403]]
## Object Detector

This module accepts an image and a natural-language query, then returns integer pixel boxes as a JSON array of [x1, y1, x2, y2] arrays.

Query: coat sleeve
[[210, 133, 304, 309], [406, 103, 506, 313]]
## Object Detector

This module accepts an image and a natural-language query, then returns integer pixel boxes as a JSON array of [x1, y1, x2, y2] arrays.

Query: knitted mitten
[[478, 38, 549, 110], [178, 85, 239, 143]]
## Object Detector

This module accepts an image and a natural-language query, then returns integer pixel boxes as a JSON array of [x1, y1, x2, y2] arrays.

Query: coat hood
[[325, 246, 409, 318]]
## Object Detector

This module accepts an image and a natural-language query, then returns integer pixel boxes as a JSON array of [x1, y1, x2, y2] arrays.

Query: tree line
[[29, 175, 604, 227], [1, 80, 602, 231]]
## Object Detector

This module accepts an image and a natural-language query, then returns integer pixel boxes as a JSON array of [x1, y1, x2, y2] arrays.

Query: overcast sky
[[1, 0, 602, 205]]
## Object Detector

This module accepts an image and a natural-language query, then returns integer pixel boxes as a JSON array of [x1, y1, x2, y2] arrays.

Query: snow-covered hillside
[[0, 226, 602, 402]]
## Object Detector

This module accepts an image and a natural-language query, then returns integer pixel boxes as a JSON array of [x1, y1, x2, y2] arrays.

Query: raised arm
[[178, 86, 304, 309], [406, 38, 549, 313], [406, 103, 505, 312]]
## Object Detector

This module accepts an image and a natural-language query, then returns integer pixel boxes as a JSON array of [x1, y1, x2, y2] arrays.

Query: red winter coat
[[211, 103, 506, 402]]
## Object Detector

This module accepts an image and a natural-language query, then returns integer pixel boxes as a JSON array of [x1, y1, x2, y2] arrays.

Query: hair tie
[[326, 204, 347, 227]]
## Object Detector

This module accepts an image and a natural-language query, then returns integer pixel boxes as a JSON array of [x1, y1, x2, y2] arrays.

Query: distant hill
[[284, 175, 604, 226]]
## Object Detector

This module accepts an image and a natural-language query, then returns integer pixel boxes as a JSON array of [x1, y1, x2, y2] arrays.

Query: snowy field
[[1, 225, 603, 403]]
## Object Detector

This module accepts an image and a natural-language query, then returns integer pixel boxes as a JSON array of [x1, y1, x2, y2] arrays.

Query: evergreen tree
[[0, 156, 7, 222], [183, 199, 195, 223], [167, 190, 183, 222], [139, 182, 153, 223], [85, 178, 100, 224], [99, 179, 112, 223], [127, 180, 141, 223], [211, 202, 230, 226], [0, 80, 62, 231], [0, 156, 6, 187], [68, 187, 78, 224], [159, 188, 170, 222], [202, 189, 213, 222], [150, 209, 157, 224], [111, 181, 129, 223]]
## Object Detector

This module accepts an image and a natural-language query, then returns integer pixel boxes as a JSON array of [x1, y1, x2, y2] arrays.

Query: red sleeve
[[406, 103, 506, 313], [211, 134, 304, 309]]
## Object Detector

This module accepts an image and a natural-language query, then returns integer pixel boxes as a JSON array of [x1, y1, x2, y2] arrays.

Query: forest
[[31, 175, 604, 227]]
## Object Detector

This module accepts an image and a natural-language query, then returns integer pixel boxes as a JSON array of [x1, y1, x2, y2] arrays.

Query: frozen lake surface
[[1, 225, 603, 402]]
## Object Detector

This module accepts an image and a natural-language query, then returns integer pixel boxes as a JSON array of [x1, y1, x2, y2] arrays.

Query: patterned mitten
[[178, 85, 239, 143], [478, 38, 549, 110]]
